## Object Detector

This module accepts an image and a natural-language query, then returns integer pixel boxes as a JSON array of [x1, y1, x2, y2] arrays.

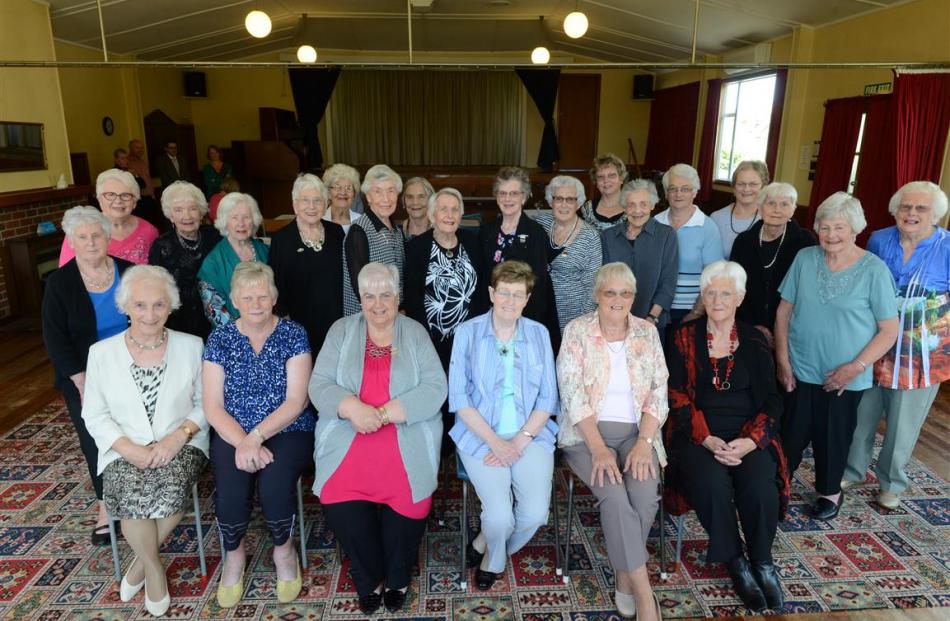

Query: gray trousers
[[563, 421, 659, 572], [844, 383, 940, 494]]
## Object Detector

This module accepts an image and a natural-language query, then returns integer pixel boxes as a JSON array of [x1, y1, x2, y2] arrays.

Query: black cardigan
[[42, 258, 134, 392]]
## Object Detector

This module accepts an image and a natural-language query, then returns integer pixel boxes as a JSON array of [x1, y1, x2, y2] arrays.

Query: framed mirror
[[0, 121, 47, 172]]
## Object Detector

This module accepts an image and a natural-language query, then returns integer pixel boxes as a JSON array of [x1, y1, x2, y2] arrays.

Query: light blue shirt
[[779, 246, 897, 390], [655, 207, 724, 309], [448, 311, 559, 458], [495, 335, 520, 436]]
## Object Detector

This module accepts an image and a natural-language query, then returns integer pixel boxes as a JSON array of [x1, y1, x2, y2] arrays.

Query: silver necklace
[[78, 263, 113, 290], [759, 223, 787, 269], [128, 328, 167, 350], [299, 225, 325, 252], [176, 229, 201, 252], [550, 217, 579, 250]]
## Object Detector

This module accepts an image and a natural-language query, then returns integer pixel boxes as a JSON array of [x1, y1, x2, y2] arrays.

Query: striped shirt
[[534, 212, 602, 331], [654, 207, 723, 310]]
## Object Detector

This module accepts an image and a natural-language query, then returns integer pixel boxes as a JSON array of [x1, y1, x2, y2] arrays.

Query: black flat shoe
[[808, 494, 843, 521], [90, 523, 112, 546], [727, 555, 767, 613], [474, 568, 498, 591], [751, 561, 784, 610], [358, 592, 382, 615], [466, 541, 485, 568], [383, 588, 407, 612]]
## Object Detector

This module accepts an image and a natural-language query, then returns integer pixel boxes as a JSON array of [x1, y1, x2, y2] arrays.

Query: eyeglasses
[[897, 204, 932, 214], [596, 172, 620, 182], [667, 186, 694, 195], [330, 184, 355, 194], [361, 291, 396, 303], [601, 289, 634, 299], [101, 191, 135, 202], [296, 198, 325, 207], [551, 196, 578, 205], [734, 182, 761, 190], [494, 289, 528, 302], [496, 190, 524, 199]]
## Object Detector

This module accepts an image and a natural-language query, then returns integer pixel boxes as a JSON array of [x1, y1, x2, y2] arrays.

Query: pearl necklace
[[78, 262, 113, 291], [176, 229, 201, 252], [128, 328, 167, 350], [550, 217, 579, 250]]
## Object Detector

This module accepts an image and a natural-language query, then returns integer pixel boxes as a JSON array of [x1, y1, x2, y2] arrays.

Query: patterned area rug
[[0, 399, 947, 620]]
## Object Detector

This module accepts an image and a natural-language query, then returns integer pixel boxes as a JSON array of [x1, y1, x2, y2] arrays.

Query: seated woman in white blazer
[[82, 265, 209, 618]]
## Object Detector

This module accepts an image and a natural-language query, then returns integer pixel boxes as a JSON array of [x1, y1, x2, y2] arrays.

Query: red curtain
[[854, 95, 896, 246], [894, 71, 950, 185], [764, 69, 788, 176], [806, 97, 865, 227], [696, 78, 722, 204], [644, 81, 700, 172]]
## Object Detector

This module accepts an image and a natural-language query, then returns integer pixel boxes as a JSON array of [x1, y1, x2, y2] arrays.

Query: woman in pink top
[[59, 169, 159, 266]]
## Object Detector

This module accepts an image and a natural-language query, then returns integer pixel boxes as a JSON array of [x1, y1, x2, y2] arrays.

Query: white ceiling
[[46, 0, 913, 63]]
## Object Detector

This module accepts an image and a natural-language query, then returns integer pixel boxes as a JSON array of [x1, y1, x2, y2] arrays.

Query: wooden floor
[[0, 319, 946, 621]]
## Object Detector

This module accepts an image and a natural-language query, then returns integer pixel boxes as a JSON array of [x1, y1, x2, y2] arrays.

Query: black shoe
[[474, 568, 498, 591], [808, 493, 843, 521], [727, 555, 768, 613], [90, 523, 112, 546], [751, 561, 784, 610], [383, 588, 407, 612], [358, 592, 382, 615], [466, 541, 485, 568]]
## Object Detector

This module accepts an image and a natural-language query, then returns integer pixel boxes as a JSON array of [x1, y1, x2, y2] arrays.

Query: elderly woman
[[731, 182, 816, 344], [400, 176, 435, 241], [557, 262, 666, 621], [323, 163, 363, 233], [59, 169, 159, 266], [82, 266, 208, 618], [655, 163, 724, 329], [198, 192, 269, 327], [844, 181, 950, 509], [203, 262, 314, 607], [43, 206, 134, 545], [710, 161, 768, 256], [478, 166, 559, 338], [665, 261, 789, 613], [309, 263, 447, 615], [342, 164, 406, 316], [535, 175, 602, 334], [448, 260, 558, 590], [580, 153, 627, 231], [148, 181, 221, 339], [776, 192, 899, 520], [269, 174, 345, 355], [201, 145, 233, 198], [601, 179, 679, 332]]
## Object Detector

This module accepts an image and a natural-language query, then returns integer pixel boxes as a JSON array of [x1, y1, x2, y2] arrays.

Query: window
[[847, 112, 867, 194], [714, 73, 777, 182]]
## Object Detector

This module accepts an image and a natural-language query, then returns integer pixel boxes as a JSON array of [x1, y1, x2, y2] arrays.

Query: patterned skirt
[[103, 445, 207, 519]]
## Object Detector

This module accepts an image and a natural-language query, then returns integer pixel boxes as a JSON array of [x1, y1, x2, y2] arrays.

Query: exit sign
[[864, 82, 893, 96]]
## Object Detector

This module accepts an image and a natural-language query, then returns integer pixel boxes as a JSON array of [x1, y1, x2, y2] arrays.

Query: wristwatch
[[252, 427, 266, 441], [179, 424, 194, 441], [647, 314, 659, 324], [640, 435, 654, 445], [376, 406, 390, 425], [520, 428, 535, 439]]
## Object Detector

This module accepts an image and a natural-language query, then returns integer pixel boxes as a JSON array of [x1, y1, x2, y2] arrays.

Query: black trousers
[[211, 430, 313, 551], [781, 381, 863, 496], [677, 442, 779, 562], [63, 384, 103, 500], [322, 500, 428, 595]]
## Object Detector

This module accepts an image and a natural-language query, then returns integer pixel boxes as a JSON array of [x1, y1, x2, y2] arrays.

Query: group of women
[[41, 157, 948, 617]]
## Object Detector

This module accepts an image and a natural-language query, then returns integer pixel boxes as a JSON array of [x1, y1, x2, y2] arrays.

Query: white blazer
[[82, 329, 210, 474]]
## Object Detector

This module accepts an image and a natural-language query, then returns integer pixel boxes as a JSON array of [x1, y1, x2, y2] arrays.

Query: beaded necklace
[[707, 322, 738, 391]]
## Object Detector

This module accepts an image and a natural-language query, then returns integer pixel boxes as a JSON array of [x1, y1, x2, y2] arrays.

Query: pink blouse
[[319, 338, 432, 519], [59, 217, 159, 266]]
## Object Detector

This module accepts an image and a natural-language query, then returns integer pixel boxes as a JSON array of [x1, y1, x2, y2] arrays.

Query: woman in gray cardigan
[[601, 179, 679, 334], [309, 262, 447, 616]]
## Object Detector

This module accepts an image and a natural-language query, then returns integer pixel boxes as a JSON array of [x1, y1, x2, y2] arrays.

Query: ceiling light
[[296, 45, 317, 63], [563, 11, 589, 39], [245, 10, 272, 38], [531, 46, 550, 65]]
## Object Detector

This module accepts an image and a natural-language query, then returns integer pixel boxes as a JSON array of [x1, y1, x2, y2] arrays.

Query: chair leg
[[675, 514, 686, 572], [296, 477, 308, 570], [108, 516, 121, 582], [437, 453, 449, 526], [552, 472, 565, 582], [192, 483, 207, 577], [564, 474, 574, 582], [460, 480, 468, 591], [659, 470, 668, 581]]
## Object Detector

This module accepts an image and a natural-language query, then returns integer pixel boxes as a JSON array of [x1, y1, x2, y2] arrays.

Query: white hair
[[357, 262, 400, 296], [214, 192, 263, 235], [427, 188, 465, 224], [620, 179, 660, 206], [292, 173, 329, 203], [229, 261, 278, 305], [758, 182, 798, 207], [62, 206, 112, 239], [544, 175, 586, 206], [361, 164, 403, 195], [95, 168, 140, 200], [115, 265, 181, 313], [662, 163, 701, 193], [322, 163, 360, 190], [594, 262, 637, 299], [160, 181, 208, 219], [814, 192, 867, 235], [888, 181, 948, 224], [700, 260, 747, 296]]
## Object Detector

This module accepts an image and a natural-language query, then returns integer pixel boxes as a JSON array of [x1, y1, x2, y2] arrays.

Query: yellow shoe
[[216, 567, 244, 608], [276, 556, 302, 603]]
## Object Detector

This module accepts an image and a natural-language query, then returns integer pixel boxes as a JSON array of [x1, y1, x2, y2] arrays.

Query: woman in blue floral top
[[203, 262, 314, 608]]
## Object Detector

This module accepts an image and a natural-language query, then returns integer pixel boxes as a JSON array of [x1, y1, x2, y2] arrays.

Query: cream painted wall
[[0, 0, 72, 192]]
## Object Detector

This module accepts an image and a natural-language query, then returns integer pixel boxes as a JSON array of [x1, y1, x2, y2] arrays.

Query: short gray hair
[[662, 163, 701, 193], [62, 206, 112, 239], [115, 265, 181, 313], [545, 175, 586, 206], [160, 181, 208, 219], [758, 182, 798, 207], [700, 260, 747, 296], [230, 261, 278, 304], [96, 168, 140, 200], [594, 262, 637, 299], [322, 163, 360, 190], [361, 164, 403, 195], [620, 179, 660, 207], [403, 177, 434, 206], [357, 262, 400, 296], [428, 188, 465, 223], [888, 180, 948, 224], [292, 173, 329, 203], [732, 160, 770, 186], [215, 192, 263, 235], [493, 166, 532, 199], [814, 192, 867, 235]]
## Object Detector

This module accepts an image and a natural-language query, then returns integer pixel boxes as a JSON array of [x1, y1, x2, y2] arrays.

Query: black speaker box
[[184, 71, 207, 98], [633, 74, 654, 100]]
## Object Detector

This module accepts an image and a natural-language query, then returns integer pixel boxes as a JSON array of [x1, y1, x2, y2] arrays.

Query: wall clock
[[102, 116, 114, 136]]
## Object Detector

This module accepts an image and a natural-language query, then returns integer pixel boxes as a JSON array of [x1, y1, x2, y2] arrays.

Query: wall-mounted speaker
[[633, 74, 654, 100], [184, 71, 207, 98]]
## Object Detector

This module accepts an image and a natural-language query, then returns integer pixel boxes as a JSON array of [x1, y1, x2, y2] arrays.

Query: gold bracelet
[[376, 406, 390, 425], [179, 424, 194, 441]]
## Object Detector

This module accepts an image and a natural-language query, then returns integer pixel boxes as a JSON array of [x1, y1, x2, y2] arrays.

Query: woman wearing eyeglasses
[[322, 164, 363, 234], [709, 161, 768, 257], [59, 169, 159, 266], [580, 154, 628, 231]]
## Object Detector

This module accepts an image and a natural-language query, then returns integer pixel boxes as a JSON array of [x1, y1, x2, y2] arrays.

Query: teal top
[[494, 334, 520, 436], [197, 237, 270, 327], [779, 246, 897, 390]]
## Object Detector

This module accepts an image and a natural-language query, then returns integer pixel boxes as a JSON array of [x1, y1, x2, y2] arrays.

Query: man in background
[[157, 140, 188, 193]]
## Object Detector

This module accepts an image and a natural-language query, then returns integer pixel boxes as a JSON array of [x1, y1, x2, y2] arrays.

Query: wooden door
[[557, 74, 601, 170]]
